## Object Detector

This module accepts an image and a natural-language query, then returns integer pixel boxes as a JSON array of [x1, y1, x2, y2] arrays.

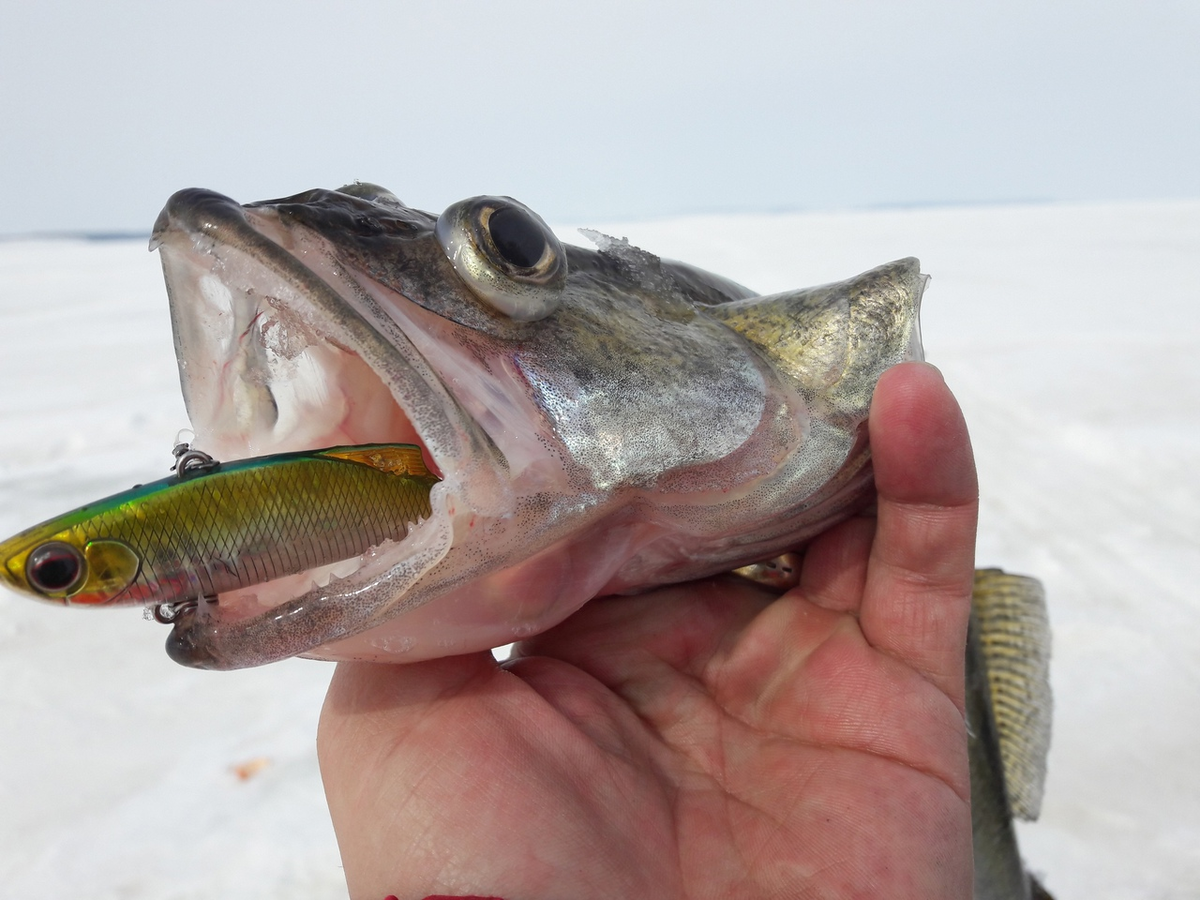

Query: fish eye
[[436, 197, 566, 321], [488, 206, 547, 269], [26, 541, 86, 595]]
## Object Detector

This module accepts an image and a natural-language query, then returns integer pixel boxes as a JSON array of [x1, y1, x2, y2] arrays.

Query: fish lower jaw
[[208, 558, 365, 624]]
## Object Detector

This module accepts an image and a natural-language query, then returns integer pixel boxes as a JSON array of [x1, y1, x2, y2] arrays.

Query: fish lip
[[151, 187, 501, 641], [150, 187, 247, 252]]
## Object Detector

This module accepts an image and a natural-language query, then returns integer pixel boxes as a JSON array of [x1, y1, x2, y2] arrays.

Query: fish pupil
[[28, 543, 82, 593], [489, 206, 546, 269]]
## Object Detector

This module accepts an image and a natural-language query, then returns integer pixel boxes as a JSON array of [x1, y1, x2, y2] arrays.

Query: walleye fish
[[0, 444, 437, 611], [149, 185, 924, 670]]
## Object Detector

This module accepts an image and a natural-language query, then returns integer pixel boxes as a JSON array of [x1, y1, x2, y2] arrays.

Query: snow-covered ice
[[1, 199, 1197, 898]]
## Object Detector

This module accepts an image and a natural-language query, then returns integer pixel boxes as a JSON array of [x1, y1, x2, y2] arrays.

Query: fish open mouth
[[150, 188, 503, 665], [154, 190, 450, 463]]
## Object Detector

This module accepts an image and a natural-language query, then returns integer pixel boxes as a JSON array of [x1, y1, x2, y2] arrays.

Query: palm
[[319, 363, 978, 900]]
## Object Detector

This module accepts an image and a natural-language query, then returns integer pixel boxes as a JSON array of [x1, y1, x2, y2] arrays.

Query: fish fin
[[316, 444, 433, 478], [707, 258, 925, 421], [973, 568, 1053, 821]]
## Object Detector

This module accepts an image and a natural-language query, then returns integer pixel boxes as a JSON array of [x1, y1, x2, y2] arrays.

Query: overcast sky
[[2, 0, 1198, 235]]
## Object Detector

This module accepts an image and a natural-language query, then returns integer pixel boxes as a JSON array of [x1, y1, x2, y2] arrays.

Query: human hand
[[317, 361, 979, 900]]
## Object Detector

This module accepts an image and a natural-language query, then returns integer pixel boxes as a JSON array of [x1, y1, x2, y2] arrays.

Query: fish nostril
[[352, 215, 384, 235]]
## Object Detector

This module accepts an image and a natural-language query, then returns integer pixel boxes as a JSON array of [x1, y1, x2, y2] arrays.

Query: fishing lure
[[0, 443, 438, 617]]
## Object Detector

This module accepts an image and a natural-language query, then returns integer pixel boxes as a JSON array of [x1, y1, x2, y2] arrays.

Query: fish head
[[150, 184, 925, 668]]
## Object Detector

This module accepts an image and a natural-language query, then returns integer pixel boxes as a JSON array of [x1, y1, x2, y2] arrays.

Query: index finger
[[859, 362, 979, 710]]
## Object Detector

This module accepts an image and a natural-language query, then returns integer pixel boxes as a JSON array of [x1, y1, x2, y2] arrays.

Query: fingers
[[798, 514, 876, 613], [859, 362, 978, 709]]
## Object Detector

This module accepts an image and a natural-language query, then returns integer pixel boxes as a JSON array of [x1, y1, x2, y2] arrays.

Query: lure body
[[0, 445, 437, 607]]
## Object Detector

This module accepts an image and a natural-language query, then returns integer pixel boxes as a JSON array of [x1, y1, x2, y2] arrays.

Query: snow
[[1, 200, 1198, 898]]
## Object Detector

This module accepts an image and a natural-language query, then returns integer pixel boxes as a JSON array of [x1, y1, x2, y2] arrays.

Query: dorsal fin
[[973, 568, 1053, 821], [317, 444, 435, 478]]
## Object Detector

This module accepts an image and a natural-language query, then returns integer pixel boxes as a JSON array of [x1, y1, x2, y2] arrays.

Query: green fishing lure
[[0, 444, 438, 610]]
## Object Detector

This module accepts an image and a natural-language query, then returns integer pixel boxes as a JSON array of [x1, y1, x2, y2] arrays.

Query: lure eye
[[26, 541, 86, 596], [436, 196, 566, 321]]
